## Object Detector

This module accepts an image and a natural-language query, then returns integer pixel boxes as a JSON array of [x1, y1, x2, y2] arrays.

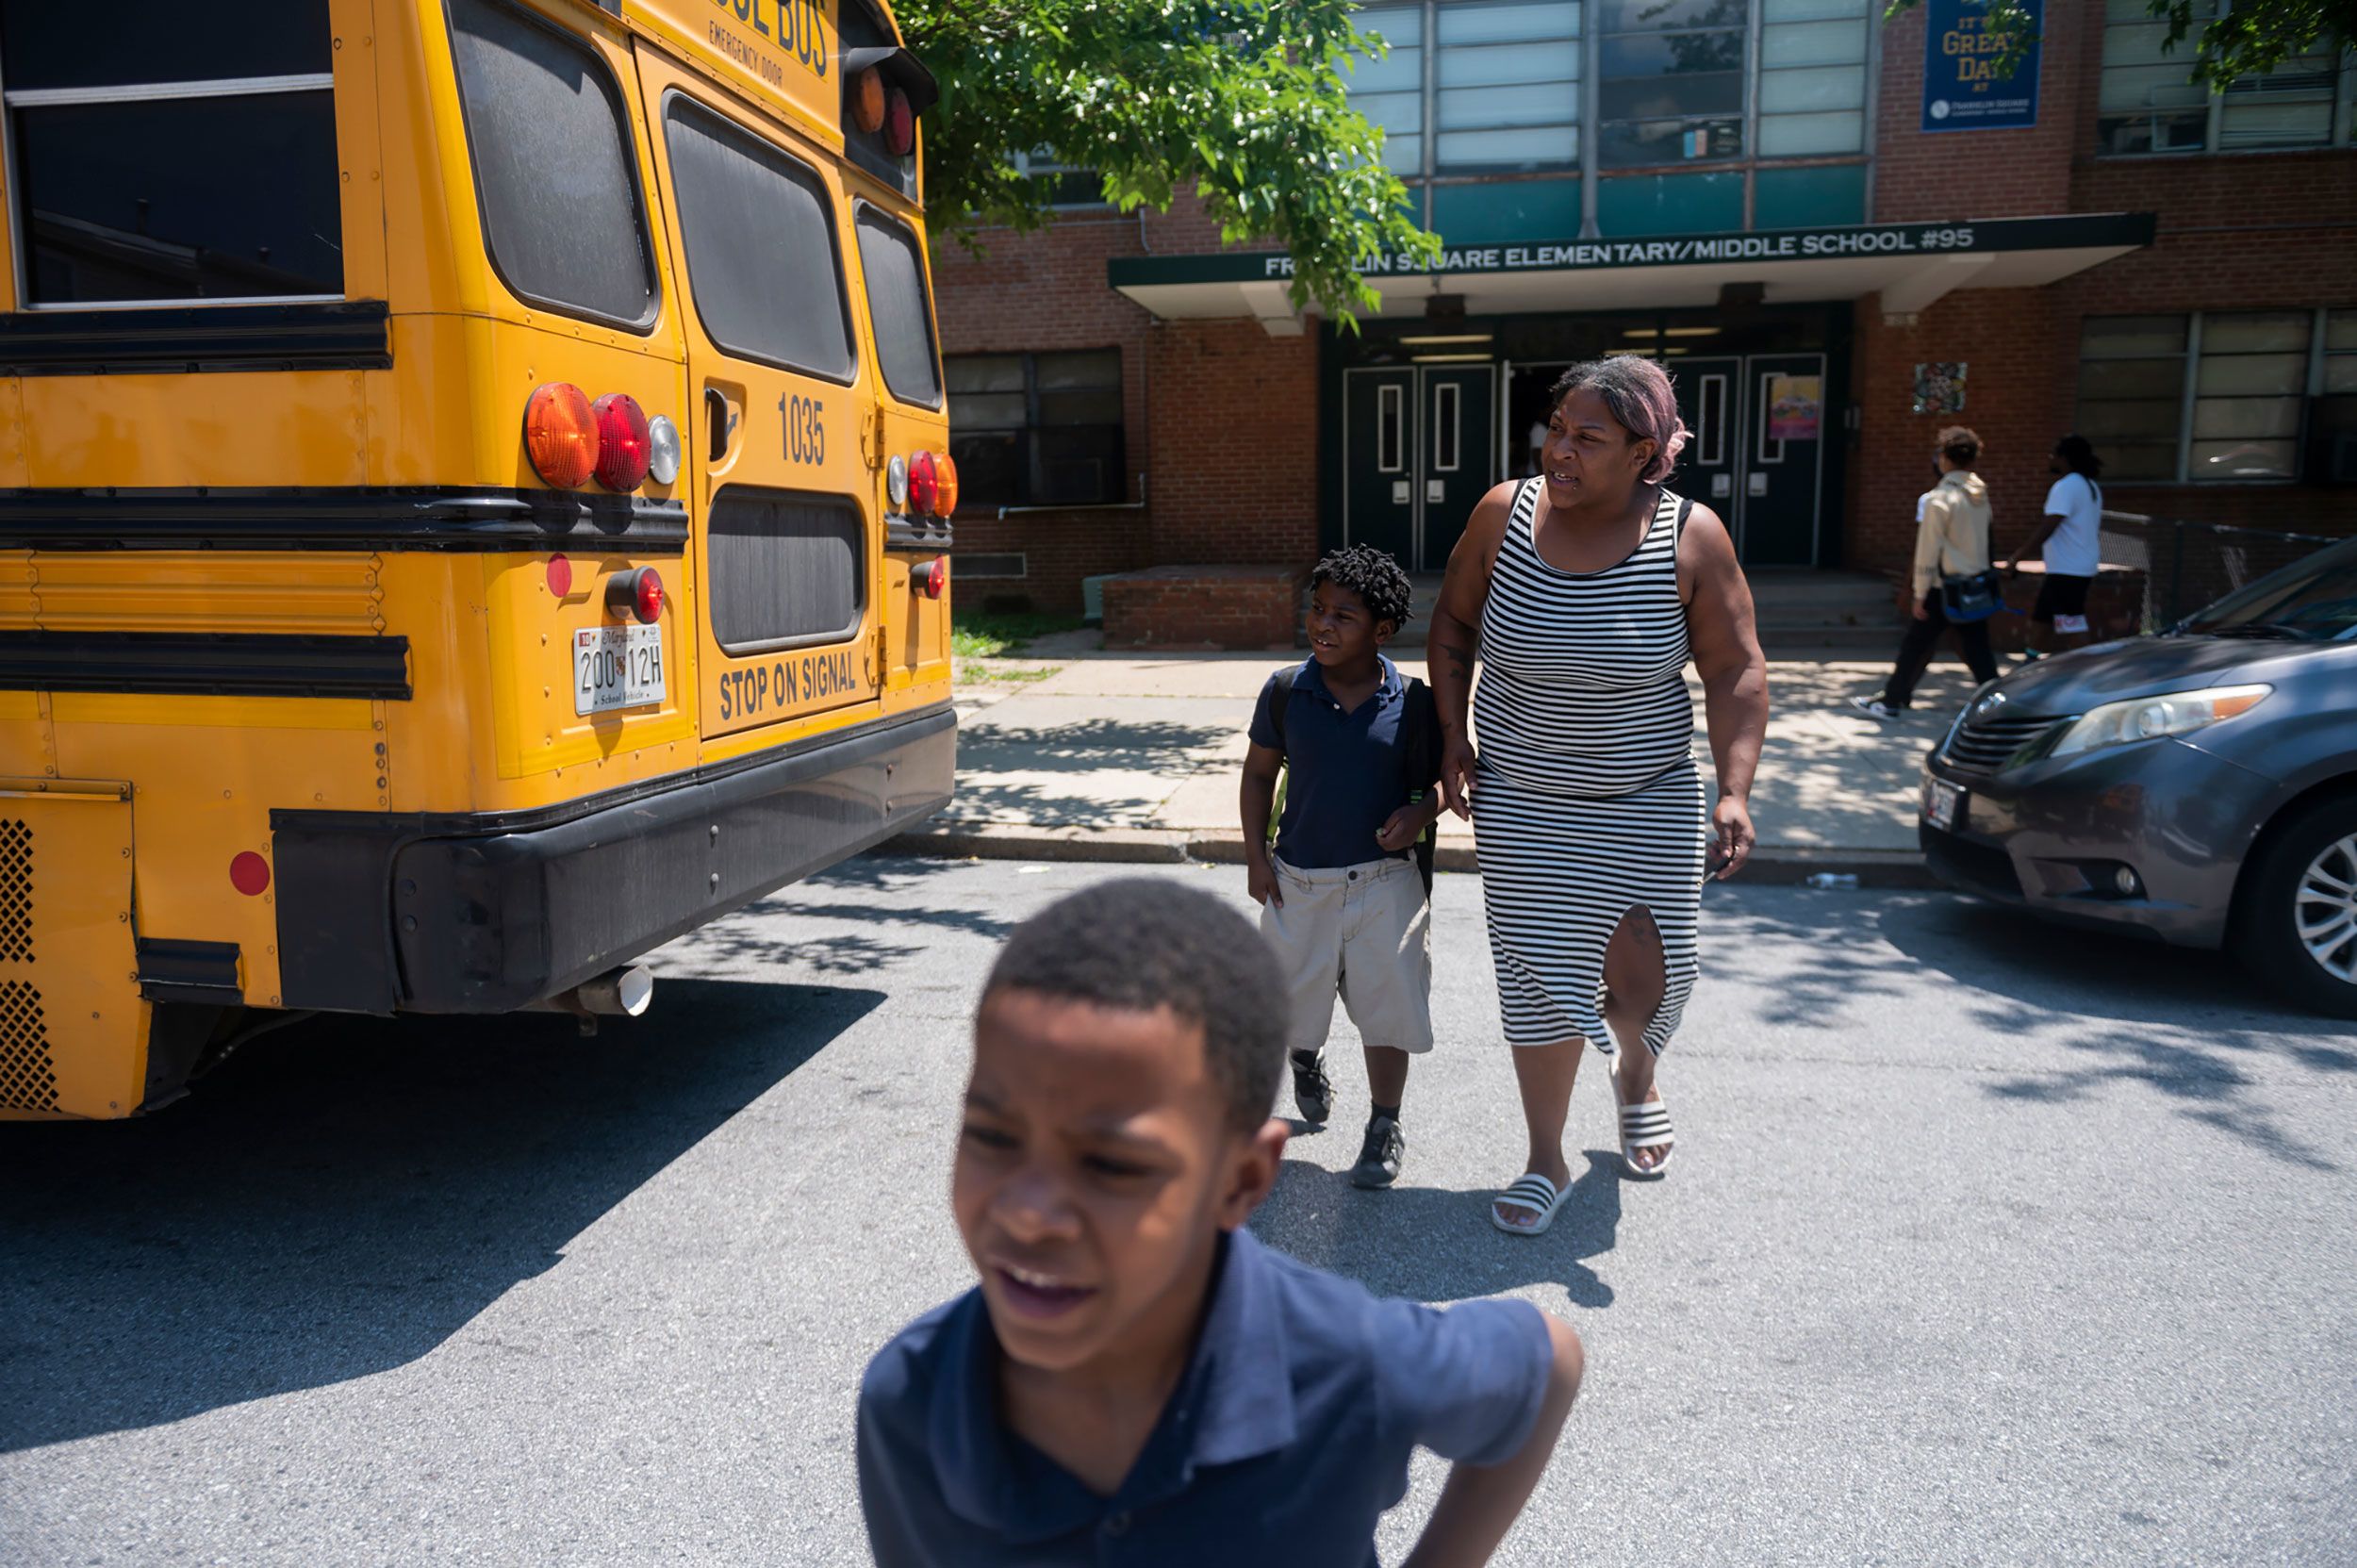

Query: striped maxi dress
[[1471, 477, 1706, 1055]]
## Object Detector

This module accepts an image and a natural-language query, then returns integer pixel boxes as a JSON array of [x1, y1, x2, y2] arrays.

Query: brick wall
[[1844, 6, 2357, 581], [1100, 565, 1301, 650], [934, 194, 1315, 610]]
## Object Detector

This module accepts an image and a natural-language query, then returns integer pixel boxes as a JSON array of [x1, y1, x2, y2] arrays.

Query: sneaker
[[1350, 1115, 1405, 1189], [1847, 696, 1904, 721], [1290, 1051, 1332, 1125]]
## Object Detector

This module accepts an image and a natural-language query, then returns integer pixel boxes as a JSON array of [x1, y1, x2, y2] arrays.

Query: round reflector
[[592, 393, 652, 490], [853, 67, 887, 134], [524, 383, 599, 489], [907, 450, 938, 516], [886, 453, 909, 508], [547, 553, 574, 598], [230, 851, 271, 897], [647, 414, 682, 486], [884, 88, 915, 156], [933, 452, 960, 520]]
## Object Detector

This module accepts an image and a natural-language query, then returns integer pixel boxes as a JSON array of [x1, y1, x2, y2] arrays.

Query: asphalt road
[[5, 860, 2353, 1566]]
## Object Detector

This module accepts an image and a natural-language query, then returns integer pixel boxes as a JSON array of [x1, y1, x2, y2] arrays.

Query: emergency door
[[635, 51, 880, 744]]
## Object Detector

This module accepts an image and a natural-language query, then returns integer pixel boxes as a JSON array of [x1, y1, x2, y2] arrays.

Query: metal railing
[[2096, 509, 2346, 631]]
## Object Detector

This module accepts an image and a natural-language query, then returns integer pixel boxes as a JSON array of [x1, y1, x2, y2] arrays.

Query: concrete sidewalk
[[892, 637, 1995, 884]]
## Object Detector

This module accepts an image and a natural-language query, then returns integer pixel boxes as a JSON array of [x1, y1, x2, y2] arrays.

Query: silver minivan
[[1919, 537, 2357, 1017]]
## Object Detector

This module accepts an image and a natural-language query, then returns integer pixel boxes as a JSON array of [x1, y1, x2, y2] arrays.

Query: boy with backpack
[[1240, 545, 1442, 1190]]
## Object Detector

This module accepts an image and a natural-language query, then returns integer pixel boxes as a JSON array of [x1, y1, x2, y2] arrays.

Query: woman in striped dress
[[1427, 357, 1768, 1232]]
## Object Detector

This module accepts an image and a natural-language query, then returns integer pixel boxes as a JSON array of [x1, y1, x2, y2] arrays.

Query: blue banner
[[1921, 0, 2042, 134]]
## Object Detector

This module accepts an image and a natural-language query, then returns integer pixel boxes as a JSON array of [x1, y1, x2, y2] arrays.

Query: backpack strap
[[1262, 664, 1300, 849], [1398, 675, 1438, 898]]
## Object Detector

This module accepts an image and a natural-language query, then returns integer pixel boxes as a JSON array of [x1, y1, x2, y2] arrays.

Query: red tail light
[[917, 557, 948, 600], [884, 88, 915, 156], [524, 383, 599, 488], [592, 393, 652, 490], [908, 449, 938, 515], [607, 566, 663, 625]]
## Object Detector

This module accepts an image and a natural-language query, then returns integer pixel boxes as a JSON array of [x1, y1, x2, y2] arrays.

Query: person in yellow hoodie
[[1851, 426, 2001, 719]]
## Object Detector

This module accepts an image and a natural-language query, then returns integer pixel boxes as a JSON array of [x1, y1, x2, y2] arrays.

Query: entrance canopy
[[1108, 213, 2155, 336]]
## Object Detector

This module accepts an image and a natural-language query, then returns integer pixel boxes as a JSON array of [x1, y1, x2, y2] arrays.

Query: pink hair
[[1549, 357, 1690, 485]]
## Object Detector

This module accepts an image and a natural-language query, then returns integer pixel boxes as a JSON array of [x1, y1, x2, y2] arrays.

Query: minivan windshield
[[2178, 537, 2357, 642]]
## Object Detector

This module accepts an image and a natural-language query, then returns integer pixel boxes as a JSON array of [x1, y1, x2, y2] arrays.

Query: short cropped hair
[[982, 879, 1287, 1131], [2053, 433, 2103, 478], [1548, 357, 1690, 485], [1309, 544, 1412, 629], [1937, 425, 1982, 468]]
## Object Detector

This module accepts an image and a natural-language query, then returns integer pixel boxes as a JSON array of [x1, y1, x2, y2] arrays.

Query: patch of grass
[[950, 609, 1085, 659], [959, 663, 1063, 685]]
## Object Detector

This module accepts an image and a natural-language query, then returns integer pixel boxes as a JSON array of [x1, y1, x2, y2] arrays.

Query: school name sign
[[1255, 224, 1986, 281]]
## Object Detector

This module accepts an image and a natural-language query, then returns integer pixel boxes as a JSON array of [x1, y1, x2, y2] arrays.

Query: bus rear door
[[631, 50, 880, 757]]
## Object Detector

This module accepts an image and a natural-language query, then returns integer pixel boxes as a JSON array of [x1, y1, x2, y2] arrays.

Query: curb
[[879, 823, 1937, 888]]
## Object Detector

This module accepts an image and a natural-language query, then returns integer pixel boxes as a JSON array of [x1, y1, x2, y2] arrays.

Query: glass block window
[[1596, 0, 1749, 168], [2190, 312, 2309, 481], [2076, 316, 2189, 482], [1434, 1, 1581, 173], [1347, 5, 1426, 175], [1756, 0, 1869, 158]]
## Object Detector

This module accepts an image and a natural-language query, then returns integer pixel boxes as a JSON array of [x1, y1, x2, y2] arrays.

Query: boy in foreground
[[1241, 546, 1442, 1188], [857, 879, 1584, 1567]]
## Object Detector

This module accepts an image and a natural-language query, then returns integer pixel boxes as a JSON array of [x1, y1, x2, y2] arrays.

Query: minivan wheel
[[2234, 794, 2357, 1019]]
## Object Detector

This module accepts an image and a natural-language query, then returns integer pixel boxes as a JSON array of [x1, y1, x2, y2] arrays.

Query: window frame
[[0, 53, 343, 311], [852, 199, 944, 409], [943, 348, 1127, 509], [2096, 2, 2357, 159], [447, 0, 663, 335], [662, 91, 858, 386], [2075, 307, 2356, 485]]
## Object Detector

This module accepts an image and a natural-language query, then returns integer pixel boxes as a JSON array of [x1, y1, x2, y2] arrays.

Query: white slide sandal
[[1491, 1172, 1570, 1236], [1615, 1088, 1675, 1179]]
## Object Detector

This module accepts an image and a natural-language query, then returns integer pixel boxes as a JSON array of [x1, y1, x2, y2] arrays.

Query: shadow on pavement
[[1253, 1153, 1624, 1312], [0, 977, 881, 1453], [1873, 893, 2354, 1169], [953, 717, 1233, 827]]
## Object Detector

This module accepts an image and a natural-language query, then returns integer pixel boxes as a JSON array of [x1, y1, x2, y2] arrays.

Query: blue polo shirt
[[1249, 656, 1439, 870], [856, 1228, 1553, 1567]]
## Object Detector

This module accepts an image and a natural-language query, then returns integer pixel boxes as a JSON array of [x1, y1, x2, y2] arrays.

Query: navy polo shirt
[[1248, 657, 1440, 870], [856, 1228, 1553, 1567]]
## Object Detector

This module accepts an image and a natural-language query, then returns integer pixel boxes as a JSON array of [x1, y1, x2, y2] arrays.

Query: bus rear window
[[448, 0, 658, 330], [854, 207, 941, 407], [664, 97, 856, 384], [0, 0, 341, 305]]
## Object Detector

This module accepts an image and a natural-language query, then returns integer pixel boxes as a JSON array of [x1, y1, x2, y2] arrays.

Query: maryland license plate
[[1921, 775, 1965, 832], [573, 624, 666, 716]]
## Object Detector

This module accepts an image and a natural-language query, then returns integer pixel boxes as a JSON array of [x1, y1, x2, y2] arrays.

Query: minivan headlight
[[2046, 684, 2272, 760]]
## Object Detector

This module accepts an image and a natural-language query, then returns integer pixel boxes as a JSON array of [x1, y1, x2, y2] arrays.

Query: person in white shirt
[[2003, 434, 2104, 654]]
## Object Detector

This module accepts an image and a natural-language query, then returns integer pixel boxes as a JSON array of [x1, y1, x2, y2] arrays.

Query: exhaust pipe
[[574, 965, 654, 1016], [529, 965, 654, 1031]]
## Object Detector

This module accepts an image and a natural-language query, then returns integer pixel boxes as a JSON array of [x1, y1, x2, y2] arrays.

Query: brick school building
[[931, 4, 2356, 644]]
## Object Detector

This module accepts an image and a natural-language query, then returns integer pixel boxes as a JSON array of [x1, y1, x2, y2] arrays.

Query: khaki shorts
[[1260, 855, 1433, 1055]]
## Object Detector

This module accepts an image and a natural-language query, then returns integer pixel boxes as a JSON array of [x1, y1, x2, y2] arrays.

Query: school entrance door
[[1670, 353, 1826, 567], [1342, 365, 1498, 571]]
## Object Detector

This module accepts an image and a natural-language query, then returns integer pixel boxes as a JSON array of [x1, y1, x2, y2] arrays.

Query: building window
[[1597, 0, 1748, 168], [1434, 0, 1581, 173], [2077, 311, 2354, 484], [1756, 0, 1870, 158], [1347, 4, 1426, 175], [0, 0, 343, 306], [2310, 310, 2357, 484], [945, 350, 1126, 507], [2099, 2, 2355, 157], [1012, 150, 1107, 208]]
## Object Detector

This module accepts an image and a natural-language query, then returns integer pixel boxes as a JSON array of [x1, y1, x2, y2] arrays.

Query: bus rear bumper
[[272, 705, 955, 1015]]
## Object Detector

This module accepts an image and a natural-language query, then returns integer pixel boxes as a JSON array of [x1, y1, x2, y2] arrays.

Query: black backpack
[[1262, 665, 1439, 897]]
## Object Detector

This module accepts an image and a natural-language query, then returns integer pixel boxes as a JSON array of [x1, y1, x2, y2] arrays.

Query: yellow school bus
[[0, 0, 957, 1120]]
